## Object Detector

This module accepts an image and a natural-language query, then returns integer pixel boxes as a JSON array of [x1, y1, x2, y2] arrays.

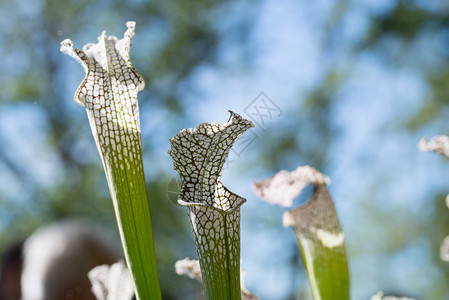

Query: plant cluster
[[61, 21, 437, 300]]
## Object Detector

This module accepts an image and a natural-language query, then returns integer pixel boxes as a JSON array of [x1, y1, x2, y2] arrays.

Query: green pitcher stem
[[185, 204, 242, 299]]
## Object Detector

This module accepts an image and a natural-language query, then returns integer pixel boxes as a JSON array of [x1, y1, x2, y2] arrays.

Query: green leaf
[[168, 111, 253, 300], [60, 22, 161, 300], [253, 166, 350, 300]]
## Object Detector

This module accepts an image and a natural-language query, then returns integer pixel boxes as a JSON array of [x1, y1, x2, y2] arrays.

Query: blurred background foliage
[[1, 0, 449, 299]]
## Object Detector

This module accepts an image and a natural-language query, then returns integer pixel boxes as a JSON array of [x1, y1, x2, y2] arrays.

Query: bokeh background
[[1, 0, 449, 299]]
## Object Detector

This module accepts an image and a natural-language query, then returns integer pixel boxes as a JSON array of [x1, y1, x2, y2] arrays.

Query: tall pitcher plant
[[60, 22, 161, 300]]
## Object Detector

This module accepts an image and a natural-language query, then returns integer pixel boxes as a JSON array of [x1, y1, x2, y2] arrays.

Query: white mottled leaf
[[88, 260, 134, 300], [419, 136, 449, 159], [175, 257, 202, 281], [60, 21, 145, 170], [169, 110, 253, 210]]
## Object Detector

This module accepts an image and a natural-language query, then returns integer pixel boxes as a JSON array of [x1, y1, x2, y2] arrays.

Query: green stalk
[[60, 22, 161, 299], [183, 203, 243, 299], [168, 111, 253, 299]]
